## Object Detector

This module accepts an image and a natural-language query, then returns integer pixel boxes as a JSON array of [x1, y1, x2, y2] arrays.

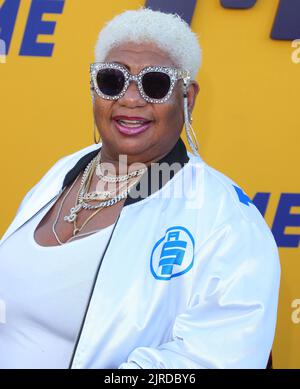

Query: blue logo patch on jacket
[[233, 185, 253, 206], [150, 226, 195, 281]]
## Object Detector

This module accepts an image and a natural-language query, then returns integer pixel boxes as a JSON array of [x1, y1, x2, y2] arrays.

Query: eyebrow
[[111, 61, 131, 70], [108, 61, 172, 72], [110, 61, 160, 71]]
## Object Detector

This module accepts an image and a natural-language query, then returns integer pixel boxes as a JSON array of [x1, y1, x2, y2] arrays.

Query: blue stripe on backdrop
[[145, 0, 196, 25], [220, 0, 257, 9], [271, 0, 300, 40]]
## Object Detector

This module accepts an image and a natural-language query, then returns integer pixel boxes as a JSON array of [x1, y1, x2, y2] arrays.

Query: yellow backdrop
[[0, 0, 299, 368]]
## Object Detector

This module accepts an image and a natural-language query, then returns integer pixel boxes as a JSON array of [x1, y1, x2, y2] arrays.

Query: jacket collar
[[62, 136, 189, 207], [0, 138, 189, 246]]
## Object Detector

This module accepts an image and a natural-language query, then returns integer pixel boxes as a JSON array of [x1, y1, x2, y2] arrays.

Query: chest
[[33, 173, 125, 246]]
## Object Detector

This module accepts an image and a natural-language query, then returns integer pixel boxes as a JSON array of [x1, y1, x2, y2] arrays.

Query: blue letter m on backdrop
[[146, 0, 300, 40]]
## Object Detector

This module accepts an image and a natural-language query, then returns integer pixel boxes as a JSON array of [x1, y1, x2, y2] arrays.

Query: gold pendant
[[63, 204, 83, 223], [73, 227, 80, 236]]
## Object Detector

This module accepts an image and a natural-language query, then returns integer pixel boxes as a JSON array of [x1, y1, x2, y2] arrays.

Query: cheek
[[93, 98, 113, 126], [155, 98, 183, 128]]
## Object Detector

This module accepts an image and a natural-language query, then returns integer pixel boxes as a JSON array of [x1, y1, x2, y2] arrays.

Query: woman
[[0, 8, 280, 369]]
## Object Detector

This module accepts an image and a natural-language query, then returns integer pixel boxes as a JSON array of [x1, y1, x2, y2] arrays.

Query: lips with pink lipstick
[[113, 115, 153, 135]]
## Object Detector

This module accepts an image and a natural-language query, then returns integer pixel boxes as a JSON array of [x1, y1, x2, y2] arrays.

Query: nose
[[118, 80, 147, 107]]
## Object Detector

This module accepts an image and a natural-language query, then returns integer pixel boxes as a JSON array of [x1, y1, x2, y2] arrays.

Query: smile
[[113, 116, 152, 135]]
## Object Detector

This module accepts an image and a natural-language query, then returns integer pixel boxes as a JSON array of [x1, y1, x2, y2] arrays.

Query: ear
[[187, 80, 200, 113]]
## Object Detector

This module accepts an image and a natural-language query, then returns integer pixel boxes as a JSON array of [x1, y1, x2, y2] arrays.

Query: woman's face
[[93, 41, 199, 165]]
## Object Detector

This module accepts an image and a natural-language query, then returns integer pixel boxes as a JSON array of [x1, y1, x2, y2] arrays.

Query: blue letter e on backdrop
[[20, 0, 65, 57]]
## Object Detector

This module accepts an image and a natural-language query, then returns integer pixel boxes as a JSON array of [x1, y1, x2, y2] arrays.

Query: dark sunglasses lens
[[96, 68, 125, 96], [142, 72, 171, 99]]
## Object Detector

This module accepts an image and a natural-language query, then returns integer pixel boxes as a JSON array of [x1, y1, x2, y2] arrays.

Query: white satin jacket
[[0, 138, 280, 369]]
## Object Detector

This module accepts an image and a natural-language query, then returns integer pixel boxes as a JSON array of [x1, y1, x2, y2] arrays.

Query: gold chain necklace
[[52, 155, 143, 245]]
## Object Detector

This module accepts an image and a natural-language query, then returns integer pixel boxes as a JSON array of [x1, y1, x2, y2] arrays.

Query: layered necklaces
[[52, 150, 147, 245]]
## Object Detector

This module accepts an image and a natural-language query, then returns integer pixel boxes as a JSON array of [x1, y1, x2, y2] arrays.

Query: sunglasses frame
[[90, 62, 191, 104]]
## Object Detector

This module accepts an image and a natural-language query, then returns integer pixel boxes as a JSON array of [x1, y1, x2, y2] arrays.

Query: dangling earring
[[183, 80, 200, 157], [91, 84, 100, 144], [93, 120, 101, 144]]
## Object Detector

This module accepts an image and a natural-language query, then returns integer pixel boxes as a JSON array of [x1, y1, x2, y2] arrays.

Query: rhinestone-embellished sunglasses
[[90, 62, 190, 104]]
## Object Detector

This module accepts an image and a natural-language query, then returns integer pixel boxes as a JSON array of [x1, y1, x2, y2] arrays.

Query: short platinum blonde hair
[[94, 7, 202, 80]]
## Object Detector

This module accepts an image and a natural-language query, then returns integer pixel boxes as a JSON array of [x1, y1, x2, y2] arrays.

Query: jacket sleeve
[[118, 214, 281, 369], [15, 183, 39, 216]]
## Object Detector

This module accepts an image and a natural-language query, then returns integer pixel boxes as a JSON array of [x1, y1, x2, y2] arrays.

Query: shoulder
[[187, 155, 280, 296], [37, 142, 100, 182], [187, 153, 276, 247], [17, 143, 100, 215], [48, 143, 101, 175]]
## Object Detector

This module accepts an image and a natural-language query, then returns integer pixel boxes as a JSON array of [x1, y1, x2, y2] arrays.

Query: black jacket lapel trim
[[62, 148, 100, 190], [61, 137, 189, 207]]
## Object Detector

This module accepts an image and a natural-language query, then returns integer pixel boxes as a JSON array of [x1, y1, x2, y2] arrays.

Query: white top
[[0, 197, 115, 369], [0, 143, 281, 369]]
